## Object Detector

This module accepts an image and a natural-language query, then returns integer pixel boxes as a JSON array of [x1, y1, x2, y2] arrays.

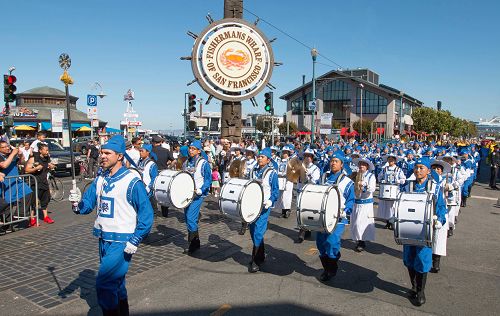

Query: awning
[[105, 127, 121, 134], [348, 130, 359, 137], [376, 127, 385, 135], [76, 126, 92, 132], [41, 122, 51, 130], [340, 127, 348, 136], [14, 125, 36, 131], [14, 122, 37, 127], [403, 115, 414, 125], [40, 122, 91, 131]]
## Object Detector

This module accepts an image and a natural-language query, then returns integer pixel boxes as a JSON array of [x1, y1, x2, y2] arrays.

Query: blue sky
[[2, 0, 499, 129]]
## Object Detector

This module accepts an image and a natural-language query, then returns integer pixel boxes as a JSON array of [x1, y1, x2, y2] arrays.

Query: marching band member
[[400, 150, 416, 179], [69, 135, 153, 316], [377, 154, 406, 229], [160, 146, 188, 218], [248, 148, 279, 273], [182, 140, 212, 254], [317, 151, 355, 281], [395, 157, 447, 306], [275, 145, 294, 218], [239, 146, 258, 235], [459, 147, 474, 207], [438, 154, 464, 237], [351, 157, 377, 252], [270, 146, 281, 165], [296, 148, 321, 243], [430, 159, 452, 273], [137, 144, 159, 212]]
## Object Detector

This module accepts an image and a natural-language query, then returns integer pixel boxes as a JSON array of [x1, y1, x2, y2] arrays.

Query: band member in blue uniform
[[377, 154, 406, 229], [317, 151, 355, 281], [69, 135, 153, 316], [394, 157, 447, 306], [248, 147, 279, 273], [182, 140, 212, 253], [138, 144, 159, 212], [459, 147, 474, 207]]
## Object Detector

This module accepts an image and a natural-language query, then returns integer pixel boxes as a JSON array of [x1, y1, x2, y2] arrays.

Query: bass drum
[[219, 178, 263, 224], [154, 170, 195, 209], [378, 183, 400, 200], [296, 184, 340, 233], [394, 192, 434, 247]]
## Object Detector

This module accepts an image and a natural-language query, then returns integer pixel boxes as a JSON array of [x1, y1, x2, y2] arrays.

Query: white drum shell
[[296, 184, 340, 233], [378, 183, 400, 200], [154, 170, 195, 209], [394, 192, 434, 247], [219, 178, 263, 224], [446, 190, 459, 206], [278, 177, 287, 191]]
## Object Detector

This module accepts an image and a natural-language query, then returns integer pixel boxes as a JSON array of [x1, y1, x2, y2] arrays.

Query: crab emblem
[[219, 49, 250, 70]]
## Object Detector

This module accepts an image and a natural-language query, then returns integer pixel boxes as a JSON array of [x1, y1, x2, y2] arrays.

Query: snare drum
[[394, 192, 435, 247], [278, 177, 287, 191], [219, 178, 264, 224], [296, 184, 341, 233], [446, 190, 459, 206], [154, 170, 195, 209], [378, 183, 400, 200]]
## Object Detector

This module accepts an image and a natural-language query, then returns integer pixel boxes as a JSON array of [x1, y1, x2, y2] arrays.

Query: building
[[3, 86, 105, 136], [280, 68, 423, 138]]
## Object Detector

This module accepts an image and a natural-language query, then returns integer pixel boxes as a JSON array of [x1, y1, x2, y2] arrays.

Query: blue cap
[[190, 140, 202, 150], [141, 144, 153, 152], [415, 156, 431, 169], [102, 135, 126, 154], [330, 150, 345, 163], [259, 147, 272, 159], [179, 145, 189, 158]]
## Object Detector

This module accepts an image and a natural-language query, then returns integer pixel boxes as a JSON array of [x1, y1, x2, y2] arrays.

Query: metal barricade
[[0, 174, 39, 231]]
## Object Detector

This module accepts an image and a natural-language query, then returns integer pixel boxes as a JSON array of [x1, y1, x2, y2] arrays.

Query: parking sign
[[87, 95, 97, 106]]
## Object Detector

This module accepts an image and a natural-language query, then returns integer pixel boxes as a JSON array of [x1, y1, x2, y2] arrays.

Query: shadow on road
[[58, 269, 99, 316]]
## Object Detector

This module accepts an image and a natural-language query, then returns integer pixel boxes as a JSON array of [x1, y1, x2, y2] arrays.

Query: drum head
[[324, 187, 340, 233], [169, 172, 195, 208], [240, 181, 263, 223]]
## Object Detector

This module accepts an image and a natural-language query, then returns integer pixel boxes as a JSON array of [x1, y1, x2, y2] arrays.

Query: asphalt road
[[0, 168, 499, 316]]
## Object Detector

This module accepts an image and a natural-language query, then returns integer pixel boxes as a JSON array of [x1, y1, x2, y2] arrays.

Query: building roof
[[17, 86, 78, 100], [279, 68, 423, 105]]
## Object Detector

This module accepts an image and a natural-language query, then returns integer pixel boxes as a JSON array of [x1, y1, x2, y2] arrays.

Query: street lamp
[[90, 82, 106, 140], [399, 91, 404, 135], [359, 83, 364, 140], [310, 48, 318, 144]]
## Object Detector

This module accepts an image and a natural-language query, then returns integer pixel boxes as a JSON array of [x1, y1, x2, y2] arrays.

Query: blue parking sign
[[87, 95, 97, 106]]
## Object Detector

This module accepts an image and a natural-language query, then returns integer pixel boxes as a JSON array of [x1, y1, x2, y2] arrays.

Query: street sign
[[308, 100, 316, 111], [87, 107, 98, 119], [192, 117, 208, 127], [91, 119, 99, 127], [87, 95, 97, 106]]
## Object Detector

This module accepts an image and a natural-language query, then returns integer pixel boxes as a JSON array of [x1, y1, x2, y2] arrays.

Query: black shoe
[[102, 308, 120, 316], [304, 230, 312, 239], [282, 209, 290, 218], [161, 206, 169, 218], [119, 299, 129, 316], [355, 241, 366, 252], [447, 228, 454, 238], [188, 231, 201, 254], [249, 261, 259, 273], [461, 197, 467, 207], [296, 229, 306, 243], [430, 254, 440, 273], [407, 268, 417, 299], [319, 257, 338, 282], [239, 222, 247, 235], [414, 272, 427, 306], [384, 221, 391, 229], [255, 243, 266, 266]]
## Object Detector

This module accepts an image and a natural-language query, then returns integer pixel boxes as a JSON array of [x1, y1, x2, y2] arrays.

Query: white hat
[[430, 159, 451, 174], [382, 153, 401, 163], [245, 146, 258, 154], [353, 157, 375, 171]]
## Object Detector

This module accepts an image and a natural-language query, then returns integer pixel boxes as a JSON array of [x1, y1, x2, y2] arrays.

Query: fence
[[0, 174, 39, 232]]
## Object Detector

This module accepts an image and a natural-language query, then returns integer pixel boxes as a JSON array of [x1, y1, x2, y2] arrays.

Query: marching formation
[[68, 135, 482, 314]]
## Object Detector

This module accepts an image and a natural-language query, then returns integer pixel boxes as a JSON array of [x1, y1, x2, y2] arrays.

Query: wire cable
[[243, 7, 343, 69]]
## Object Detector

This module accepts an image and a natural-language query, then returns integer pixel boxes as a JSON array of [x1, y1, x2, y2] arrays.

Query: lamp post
[[359, 83, 364, 141], [399, 91, 404, 135], [310, 48, 318, 144], [90, 82, 106, 140]]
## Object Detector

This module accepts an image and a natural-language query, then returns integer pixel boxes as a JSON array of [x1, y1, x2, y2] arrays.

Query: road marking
[[470, 195, 499, 201], [305, 247, 318, 255], [210, 304, 231, 316]]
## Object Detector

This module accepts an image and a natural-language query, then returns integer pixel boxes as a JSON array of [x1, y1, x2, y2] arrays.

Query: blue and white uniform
[[76, 166, 153, 311], [137, 157, 158, 198], [182, 154, 211, 233], [275, 156, 293, 210], [377, 164, 406, 220], [351, 169, 377, 242]]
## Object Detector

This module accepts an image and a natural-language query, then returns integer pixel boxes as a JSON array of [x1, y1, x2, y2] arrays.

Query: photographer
[[25, 142, 56, 225]]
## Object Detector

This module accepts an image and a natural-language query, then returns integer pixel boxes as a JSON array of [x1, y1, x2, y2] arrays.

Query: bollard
[[497, 198, 500, 207]]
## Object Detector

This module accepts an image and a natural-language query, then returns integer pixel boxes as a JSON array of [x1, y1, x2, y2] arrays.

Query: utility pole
[[221, 0, 244, 142]]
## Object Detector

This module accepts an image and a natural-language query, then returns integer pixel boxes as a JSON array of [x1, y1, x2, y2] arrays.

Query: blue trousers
[[185, 196, 203, 232], [249, 208, 270, 247], [403, 245, 432, 273], [316, 218, 347, 259], [462, 178, 473, 198], [96, 240, 131, 310]]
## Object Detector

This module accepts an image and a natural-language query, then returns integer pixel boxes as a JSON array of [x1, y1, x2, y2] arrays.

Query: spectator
[[172, 143, 180, 160], [20, 141, 31, 165], [86, 139, 100, 179], [151, 135, 173, 170], [25, 142, 56, 225], [160, 137, 171, 151], [490, 144, 499, 190], [211, 166, 221, 197], [30, 131, 47, 153]]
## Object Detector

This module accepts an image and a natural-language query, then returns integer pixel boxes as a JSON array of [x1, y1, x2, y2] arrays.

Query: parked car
[[10, 138, 82, 176], [72, 136, 93, 155]]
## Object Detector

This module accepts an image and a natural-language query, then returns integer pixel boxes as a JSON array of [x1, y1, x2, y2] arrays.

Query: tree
[[278, 121, 298, 135], [352, 119, 373, 136], [256, 117, 272, 133]]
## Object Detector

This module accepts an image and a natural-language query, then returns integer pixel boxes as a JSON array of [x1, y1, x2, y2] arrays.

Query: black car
[[10, 138, 82, 176]]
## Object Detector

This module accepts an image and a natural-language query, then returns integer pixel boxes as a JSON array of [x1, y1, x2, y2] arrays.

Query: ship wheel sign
[[188, 18, 275, 102]]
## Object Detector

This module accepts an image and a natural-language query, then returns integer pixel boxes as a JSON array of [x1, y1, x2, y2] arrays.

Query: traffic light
[[264, 92, 273, 114], [3, 75, 17, 103], [188, 93, 197, 113]]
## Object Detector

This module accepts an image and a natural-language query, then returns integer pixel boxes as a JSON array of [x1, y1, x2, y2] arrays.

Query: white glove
[[340, 210, 347, 219], [124, 242, 138, 254], [69, 188, 82, 204], [399, 179, 406, 185], [264, 199, 272, 209], [434, 220, 443, 230], [445, 183, 454, 191], [388, 216, 397, 224], [195, 188, 202, 196]]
